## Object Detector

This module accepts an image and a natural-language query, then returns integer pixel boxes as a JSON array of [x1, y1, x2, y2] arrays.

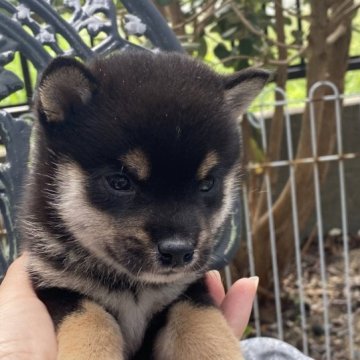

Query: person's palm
[[0, 256, 57, 359]]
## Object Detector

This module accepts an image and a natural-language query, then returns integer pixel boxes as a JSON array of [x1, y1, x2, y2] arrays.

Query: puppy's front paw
[[57, 300, 124, 360], [154, 301, 244, 360]]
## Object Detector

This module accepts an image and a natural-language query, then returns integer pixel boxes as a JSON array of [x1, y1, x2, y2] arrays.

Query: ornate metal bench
[[0, 0, 241, 279]]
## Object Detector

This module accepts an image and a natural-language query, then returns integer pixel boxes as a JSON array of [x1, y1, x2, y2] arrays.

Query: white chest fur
[[91, 282, 189, 356]]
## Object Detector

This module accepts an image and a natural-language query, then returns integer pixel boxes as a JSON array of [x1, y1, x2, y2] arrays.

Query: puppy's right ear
[[223, 68, 270, 117], [37, 57, 97, 123]]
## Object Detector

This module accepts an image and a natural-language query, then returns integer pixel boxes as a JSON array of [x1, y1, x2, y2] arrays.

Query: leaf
[[217, 18, 229, 33], [214, 43, 231, 59], [239, 38, 255, 56], [221, 26, 238, 39], [283, 15, 292, 26]]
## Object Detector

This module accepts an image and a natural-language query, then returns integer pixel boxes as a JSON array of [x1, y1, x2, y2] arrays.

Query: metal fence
[[225, 82, 360, 360]]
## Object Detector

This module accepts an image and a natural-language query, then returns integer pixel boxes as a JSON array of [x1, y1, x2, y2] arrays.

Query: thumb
[[221, 277, 259, 338]]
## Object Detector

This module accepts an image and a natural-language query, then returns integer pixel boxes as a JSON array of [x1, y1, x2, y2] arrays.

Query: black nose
[[158, 239, 194, 267]]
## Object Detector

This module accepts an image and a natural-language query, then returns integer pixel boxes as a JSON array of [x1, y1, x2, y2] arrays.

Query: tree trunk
[[152, 1, 185, 36], [165, 1, 186, 36], [253, 0, 288, 222], [233, 0, 354, 289]]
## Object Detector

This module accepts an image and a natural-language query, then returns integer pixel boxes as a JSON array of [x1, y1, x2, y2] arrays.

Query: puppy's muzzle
[[158, 239, 194, 267]]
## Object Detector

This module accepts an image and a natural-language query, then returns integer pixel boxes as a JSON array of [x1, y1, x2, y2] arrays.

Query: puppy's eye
[[199, 176, 215, 192], [106, 174, 132, 191]]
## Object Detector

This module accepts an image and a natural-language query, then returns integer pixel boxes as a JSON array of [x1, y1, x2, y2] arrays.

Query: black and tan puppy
[[20, 51, 268, 360]]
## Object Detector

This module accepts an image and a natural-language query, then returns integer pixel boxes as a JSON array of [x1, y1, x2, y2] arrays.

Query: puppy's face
[[35, 52, 268, 283]]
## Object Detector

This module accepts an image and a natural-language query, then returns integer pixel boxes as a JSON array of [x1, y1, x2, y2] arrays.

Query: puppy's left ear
[[223, 68, 270, 117], [37, 57, 98, 123]]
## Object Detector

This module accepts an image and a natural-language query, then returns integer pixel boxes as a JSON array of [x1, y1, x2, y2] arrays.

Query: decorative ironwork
[[0, 111, 32, 277], [0, 49, 23, 101]]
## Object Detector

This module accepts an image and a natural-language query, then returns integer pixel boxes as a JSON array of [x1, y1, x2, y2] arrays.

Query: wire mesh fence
[[227, 81, 360, 360]]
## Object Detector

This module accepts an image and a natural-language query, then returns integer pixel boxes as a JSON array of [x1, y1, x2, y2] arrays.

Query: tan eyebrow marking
[[197, 151, 219, 180], [120, 149, 150, 180]]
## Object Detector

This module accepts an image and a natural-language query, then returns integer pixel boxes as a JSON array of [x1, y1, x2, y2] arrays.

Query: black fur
[[20, 51, 269, 358], [36, 287, 84, 328]]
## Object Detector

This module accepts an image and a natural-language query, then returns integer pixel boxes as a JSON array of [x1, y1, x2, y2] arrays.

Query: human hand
[[0, 256, 257, 359], [0, 254, 57, 360], [205, 271, 258, 338]]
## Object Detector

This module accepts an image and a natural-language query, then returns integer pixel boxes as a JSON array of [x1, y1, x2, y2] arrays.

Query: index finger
[[205, 270, 226, 306]]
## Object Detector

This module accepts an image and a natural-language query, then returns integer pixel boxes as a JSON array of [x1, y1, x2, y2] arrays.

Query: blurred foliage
[[0, 0, 360, 108], [156, 0, 307, 70], [156, 0, 360, 99]]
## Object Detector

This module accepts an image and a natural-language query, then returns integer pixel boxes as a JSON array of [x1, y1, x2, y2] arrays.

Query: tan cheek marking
[[130, 228, 150, 244], [120, 225, 151, 246], [57, 300, 124, 360], [197, 151, 219, 180], [154, 301, 244, 360], [121, 149, 150, 181], [115, 215, 150, 244], [56, 162, 116, 254]]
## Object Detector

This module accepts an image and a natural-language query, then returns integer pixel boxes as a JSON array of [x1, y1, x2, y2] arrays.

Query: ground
[[247, 231, 360, 360]]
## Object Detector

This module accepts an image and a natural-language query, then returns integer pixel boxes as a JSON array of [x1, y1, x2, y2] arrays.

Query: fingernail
[[209, 270, 221, 281], [249, 276, 259, 287]]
